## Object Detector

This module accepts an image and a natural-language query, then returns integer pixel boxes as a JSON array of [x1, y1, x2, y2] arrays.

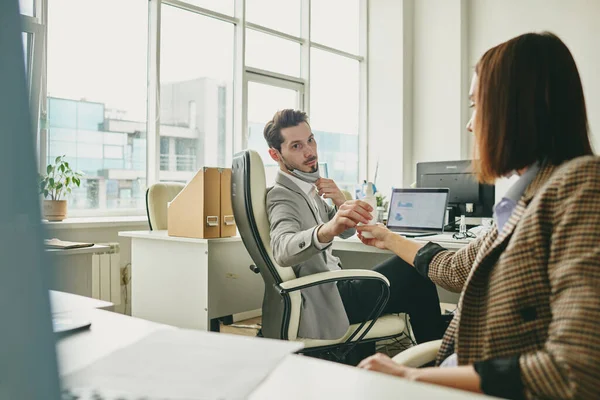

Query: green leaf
[[47, 164, 53, 174], [74, 178, 81, 186], [43, 190, 49, 198], [55, 156, 61, 164], [59, 164, 65, 173], [65, 177, 70, 187], [49, 178, 55, 187]]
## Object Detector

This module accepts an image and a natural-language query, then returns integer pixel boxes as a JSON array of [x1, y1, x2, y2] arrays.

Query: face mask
[[289, 168, 320, 184], [275, 149, 320, 184]]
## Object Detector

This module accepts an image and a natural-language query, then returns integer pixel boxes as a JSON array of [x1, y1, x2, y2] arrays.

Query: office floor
[[220, 316, 415, 358]]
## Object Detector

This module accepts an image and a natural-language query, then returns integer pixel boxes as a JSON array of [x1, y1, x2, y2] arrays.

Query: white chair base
[[298, 314, 407, 348]]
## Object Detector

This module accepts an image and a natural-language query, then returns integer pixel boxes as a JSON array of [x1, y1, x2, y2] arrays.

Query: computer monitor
[[416, 160, 495, 229]]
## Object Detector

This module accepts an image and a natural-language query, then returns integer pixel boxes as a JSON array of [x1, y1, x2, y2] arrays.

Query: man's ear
[[268, 148, 280, 163]]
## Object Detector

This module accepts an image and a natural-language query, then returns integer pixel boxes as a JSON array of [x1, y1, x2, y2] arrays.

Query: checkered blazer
[[429, 156, 600, 399]]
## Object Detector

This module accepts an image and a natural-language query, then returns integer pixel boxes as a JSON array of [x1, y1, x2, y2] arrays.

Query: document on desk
[[62, 329, 303, 399]]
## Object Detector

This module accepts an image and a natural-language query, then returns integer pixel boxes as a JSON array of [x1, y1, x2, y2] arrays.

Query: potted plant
[[39, 155, 83, 221], [375, 192, 389, 224]]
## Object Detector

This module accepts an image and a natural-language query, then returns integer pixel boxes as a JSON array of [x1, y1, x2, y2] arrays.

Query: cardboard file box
[[167, 167, 236, 239], [219, 168, 236, 237]]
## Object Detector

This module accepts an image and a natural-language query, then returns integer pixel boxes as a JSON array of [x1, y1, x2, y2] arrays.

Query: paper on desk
[[62, 329, 303, 400]]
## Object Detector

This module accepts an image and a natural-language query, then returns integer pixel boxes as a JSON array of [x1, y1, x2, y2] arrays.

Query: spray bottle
[[358, 181, 378, 238]]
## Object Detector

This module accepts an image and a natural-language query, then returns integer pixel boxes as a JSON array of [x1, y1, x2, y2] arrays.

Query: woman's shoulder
[[542, 155, 600, 200], [549, 155, 600, 185]]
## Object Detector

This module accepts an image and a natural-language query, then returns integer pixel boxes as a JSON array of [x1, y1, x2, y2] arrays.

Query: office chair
[[145, 182, 185, 230], [392, 339, 443, 367], [231, 150, 407, 363], [341, 189, 353, 201]]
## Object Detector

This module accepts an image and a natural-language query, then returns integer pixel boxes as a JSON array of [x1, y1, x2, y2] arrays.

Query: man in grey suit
[[265, 109, 445, 347]]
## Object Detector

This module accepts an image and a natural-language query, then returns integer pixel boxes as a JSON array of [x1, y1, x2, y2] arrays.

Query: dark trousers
[[337, 255, 446, 345]]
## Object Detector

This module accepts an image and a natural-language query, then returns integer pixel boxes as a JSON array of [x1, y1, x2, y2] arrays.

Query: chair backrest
[[231, 150, 300, 339], [145, 182, 186, 230], [341, 189, 353, 201]]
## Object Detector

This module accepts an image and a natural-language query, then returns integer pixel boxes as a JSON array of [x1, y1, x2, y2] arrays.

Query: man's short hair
[[263, 109, 309, 151]]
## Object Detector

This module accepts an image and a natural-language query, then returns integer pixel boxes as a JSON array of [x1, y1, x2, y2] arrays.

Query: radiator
[[50, 242, 121, 305], [92, 243, 121, 304]]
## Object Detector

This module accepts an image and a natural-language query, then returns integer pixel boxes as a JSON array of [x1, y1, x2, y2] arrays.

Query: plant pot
[[43, 200, 67, 221]]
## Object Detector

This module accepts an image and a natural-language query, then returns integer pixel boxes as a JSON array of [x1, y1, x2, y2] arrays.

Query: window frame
[[35, 0, 368, 217]]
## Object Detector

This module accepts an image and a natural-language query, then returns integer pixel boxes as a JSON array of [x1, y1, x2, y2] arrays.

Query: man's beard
[[281, 154, 318, 174]]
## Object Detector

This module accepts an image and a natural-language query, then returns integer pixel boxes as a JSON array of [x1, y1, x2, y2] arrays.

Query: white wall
[[367, 0, 407, 194], [368, 0, 600, 191], [412, 0, 469, 179], [469, 0, 600, 152]]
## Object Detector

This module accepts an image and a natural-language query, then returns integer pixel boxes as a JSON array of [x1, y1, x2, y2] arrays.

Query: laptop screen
[[386, 188, 449, 233]]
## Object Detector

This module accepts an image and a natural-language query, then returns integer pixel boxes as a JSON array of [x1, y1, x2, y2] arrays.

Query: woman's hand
[[359, 354, 483, 393], [357, 353, 417, 379], [356, 223, 395, 250]]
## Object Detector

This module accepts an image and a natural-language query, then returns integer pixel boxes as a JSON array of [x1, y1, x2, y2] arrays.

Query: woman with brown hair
[[356, 32, 600, 399]]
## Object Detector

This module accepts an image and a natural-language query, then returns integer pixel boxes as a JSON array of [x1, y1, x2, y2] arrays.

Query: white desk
[[46, 244, 110, 256], [56, 296, 302, 399], [119, 230, 264, 330], [251, 353, 494, 399], [120, 230, 472, 330], [334, 232, 472, 253], [50, 290, 113, 314], [56, 295, 486, 399]]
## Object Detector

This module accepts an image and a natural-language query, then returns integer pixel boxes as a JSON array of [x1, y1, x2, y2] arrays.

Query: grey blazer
[[266, 172, 355, 339]]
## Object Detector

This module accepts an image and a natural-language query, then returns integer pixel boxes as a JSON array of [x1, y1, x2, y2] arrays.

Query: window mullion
[[147, 0, 161, 185]]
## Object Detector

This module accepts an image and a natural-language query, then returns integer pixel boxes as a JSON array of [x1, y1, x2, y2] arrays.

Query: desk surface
[[334, 232, 473, 252], [56, 299, 489, 399], [120, 230, 474, 251], [119, 229, 241, 244], [251, 354, 493, 399], [46, 244, 111, 256], [57, 308, 169, 376], [50, 290, 113, 314]]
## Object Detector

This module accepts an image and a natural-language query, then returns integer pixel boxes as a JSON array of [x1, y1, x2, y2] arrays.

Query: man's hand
[[317, 200, 373, 243], [357, 353, 416, 379], [316, 178, 346, 208], [356, 223, 395, 250]]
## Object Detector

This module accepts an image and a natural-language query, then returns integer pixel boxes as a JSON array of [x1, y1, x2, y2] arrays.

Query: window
[[22, 33, 30, 77], [35, 0, 366, 217], [310, 48, 360, 191], [311, 0, 360, 54], [246, 78, 302, 179], [46, 0, 148, 213], [245, 29, 301, 77], [19, 0, 34, 16], [246, 0, 301, 37], [159, 4, 234, 181], [184, 0, 233, 16]]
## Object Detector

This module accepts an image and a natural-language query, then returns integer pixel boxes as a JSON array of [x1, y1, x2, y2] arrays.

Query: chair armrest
[[392, 339, 443, 368], [278, 269, 390, 293]]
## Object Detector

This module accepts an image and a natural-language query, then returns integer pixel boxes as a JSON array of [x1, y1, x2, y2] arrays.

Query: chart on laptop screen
[[388, 191, 447, 229]]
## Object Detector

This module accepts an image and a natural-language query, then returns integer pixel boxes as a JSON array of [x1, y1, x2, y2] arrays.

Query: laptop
[[386, 188, 449, 238]]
